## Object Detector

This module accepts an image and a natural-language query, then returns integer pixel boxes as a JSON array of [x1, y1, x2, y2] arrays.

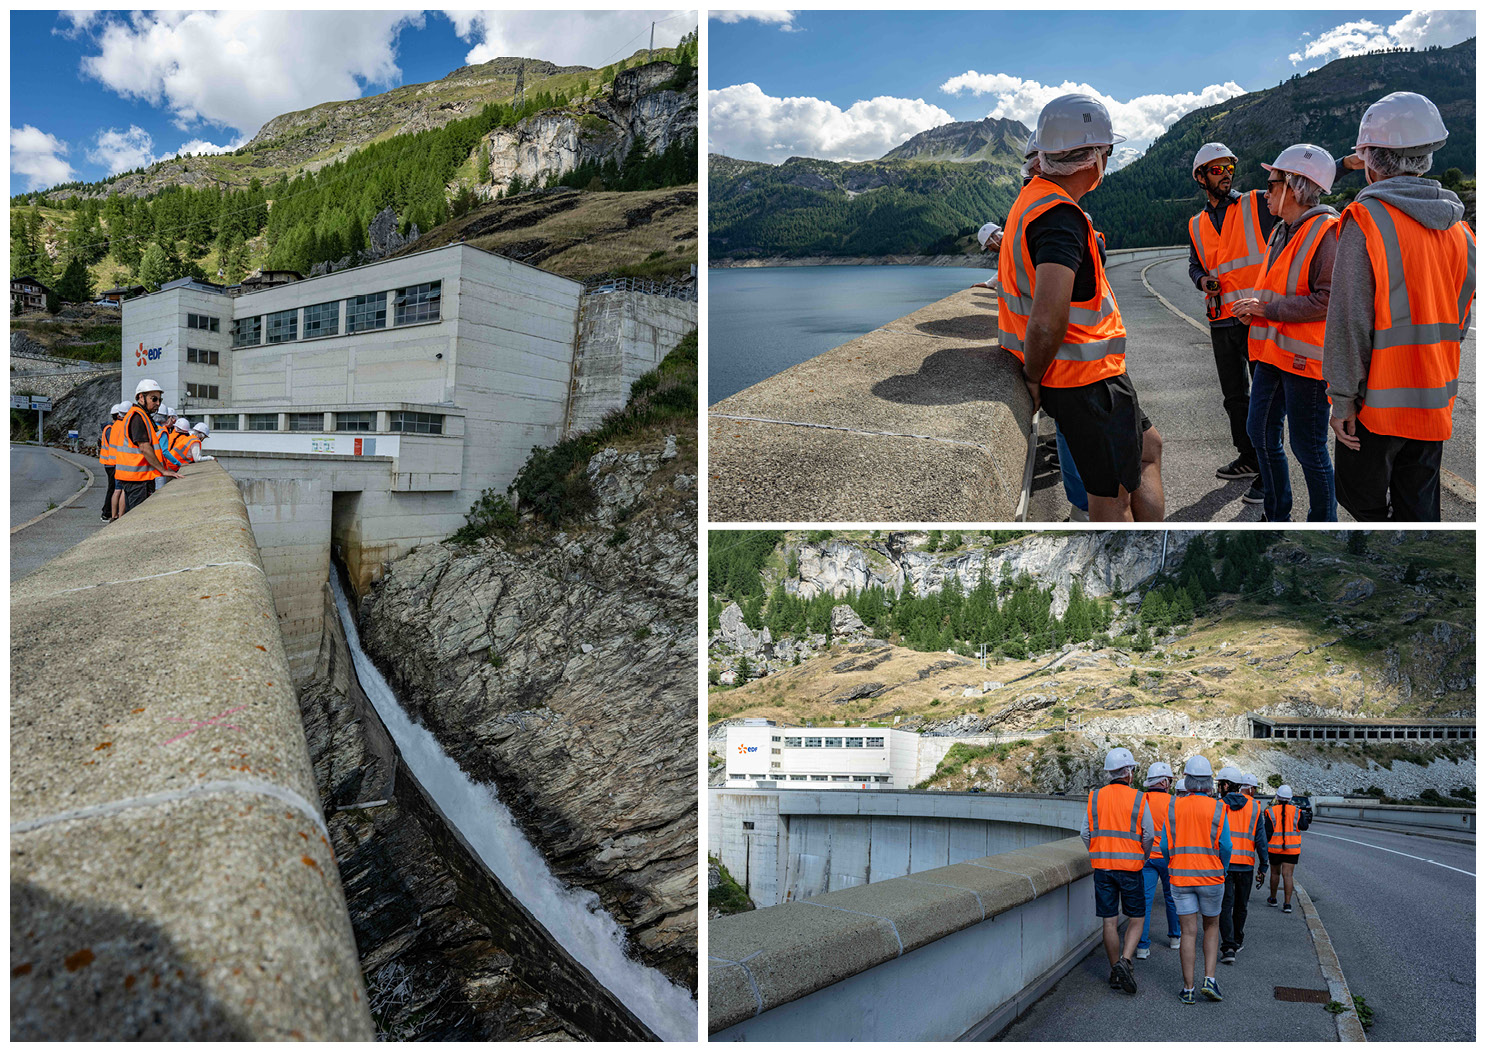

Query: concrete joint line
[[1140, 258, 1210, 335], [962, 860, 1039, 900], [708, 951, 765, 1017], [10, 448, 95, 535], [710, 413, 989, 451], [798, 899, 905, 955], [34, 559, 267, 599], [903, 876, 986, 920], [12, 778, 328, 839], [1295, 881, 1367, 1042]]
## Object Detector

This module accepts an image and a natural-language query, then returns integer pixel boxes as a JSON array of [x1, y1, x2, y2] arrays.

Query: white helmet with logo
[[1262, 143, 1337, 193], [1192, 142, 1236, 176], [1183, 756, 1214, 777], [134, 378, 162, 396], [1037, 93, 1126, 153], [1355, 91, 1448, 155], [1104, 746, 1136, 772], [1146, 761, 1174, 780]]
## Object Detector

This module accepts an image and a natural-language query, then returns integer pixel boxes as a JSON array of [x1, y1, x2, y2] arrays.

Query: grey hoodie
[[1323, 177, 1471, 416]]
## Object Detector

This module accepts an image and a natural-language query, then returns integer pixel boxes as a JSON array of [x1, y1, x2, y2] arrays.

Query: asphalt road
[[1027, 253, 1475, 522], [11, 444, 108, 580]]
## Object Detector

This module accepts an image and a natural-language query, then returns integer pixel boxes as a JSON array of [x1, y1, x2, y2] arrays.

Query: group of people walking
[[1082, 749, 1308, 1004], [993, 89, 1473, 522], [98, 378, 213, 521]]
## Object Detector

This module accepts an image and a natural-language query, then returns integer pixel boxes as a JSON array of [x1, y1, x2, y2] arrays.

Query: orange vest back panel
[[1268, 801, 1303, 855], [1086, 782, 1147, 871], [1248, 212, 1339, 381], [1168, 794, 1227, 886], [1145, 790, 1171, 862], [1190, 191, 1267, 322], [1228, 799, 1261, 866]]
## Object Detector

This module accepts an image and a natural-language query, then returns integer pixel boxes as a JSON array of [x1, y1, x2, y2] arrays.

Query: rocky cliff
[[355, 431, 698, 991]]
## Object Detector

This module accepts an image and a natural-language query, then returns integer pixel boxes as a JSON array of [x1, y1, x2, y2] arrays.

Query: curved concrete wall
[[1316, 802, 1475, 831], [10, 462, 373, 1040]]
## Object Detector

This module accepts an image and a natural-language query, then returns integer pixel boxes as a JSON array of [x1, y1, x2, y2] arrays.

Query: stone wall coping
[[212, 449, 395, 463], [708, 835, 1091, 1033]]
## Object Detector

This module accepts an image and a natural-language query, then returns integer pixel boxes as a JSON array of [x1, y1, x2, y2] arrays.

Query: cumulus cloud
[[71, 11, 422, 141], [54, 10, 99, 37], [88, 125, 159, 173], [11, 124, 76, 190], [444, 10, 698, 68], [711, 11, 800, 31], [709, 83, 955, 163], [939, 71, 1246, 162], [1289, 8, 1474, 64]]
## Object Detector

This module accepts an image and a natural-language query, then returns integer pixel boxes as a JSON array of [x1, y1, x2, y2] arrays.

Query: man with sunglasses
[[114, 378, 182, 513]]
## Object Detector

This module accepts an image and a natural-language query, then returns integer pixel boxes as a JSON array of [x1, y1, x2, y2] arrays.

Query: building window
[[789, 775, 807, 781], [395, 281, 441, 325], [390, 411, 443, 435], [824, 737, 842, 748], [729, 773, 745, 780], [874, 776, 891, 782], [804, 737, 822, 748], [784, 737, 802, 748], [771, 748, 781, 755], [831, 775, 852, 781], [186, 347, 220, 366], [866, 737, 885, 748], [187, 313, 220, 332], [346, 291, 387, 333], [185, 383, 220, 399], [742, 821, 755, 830], [844, 738, 863, 748], [233, 316, 261, 348], [771, 736, 781, 742], [336, 411, 374, 432], [211, 415, 239, 431], [247, 413, 278, 431], [810, 775, 828, 781], [266, 308, 298, 344], [303, 300, 339, 339], [770, 762, 782, 769], [289, 412, 324, 432]]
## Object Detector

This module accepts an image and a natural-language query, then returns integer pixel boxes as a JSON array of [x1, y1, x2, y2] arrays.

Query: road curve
[[11, 444, 109, 580]]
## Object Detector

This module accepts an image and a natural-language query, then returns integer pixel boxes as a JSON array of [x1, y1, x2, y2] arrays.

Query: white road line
[[1307, 830, 1475, 876]]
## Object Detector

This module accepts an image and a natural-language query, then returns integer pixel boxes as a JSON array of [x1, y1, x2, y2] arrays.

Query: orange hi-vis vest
[[1085, 781, 1148, 871], [1341, 196, 1476, 441], [1167, 794, 1228, 887], [114, 404, 161, 483], [1268, 801, 1303, 856], [168, 429, 194, 467], [1145, 789, 1172, 862], [1190, 190, 1268, 322], [1228, 798, 1262, 867], [99, 420, 120, 468], [998, 176, 1127, 388], [1248, 212, 1340, 381]]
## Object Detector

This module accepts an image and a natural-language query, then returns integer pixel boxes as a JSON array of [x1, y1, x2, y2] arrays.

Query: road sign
[[11, 396, 30, 410], [67, 430, 79, 439], [29, 397, 52, 411]]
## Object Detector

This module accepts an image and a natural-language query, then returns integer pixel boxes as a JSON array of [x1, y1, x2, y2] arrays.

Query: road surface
[[11, 444, 107, 580]]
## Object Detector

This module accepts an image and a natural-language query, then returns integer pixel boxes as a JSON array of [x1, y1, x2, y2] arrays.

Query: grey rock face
[[829, 603, 866, 639]]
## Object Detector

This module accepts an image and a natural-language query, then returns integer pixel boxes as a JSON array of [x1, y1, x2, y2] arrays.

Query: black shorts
[[1039, 372, 1152, 498], [1269, 852, 1299, 866], [120, 480, 154, 512]]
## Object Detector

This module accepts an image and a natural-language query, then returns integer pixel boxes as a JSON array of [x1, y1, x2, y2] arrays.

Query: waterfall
[[330, 572, 697, 1041]]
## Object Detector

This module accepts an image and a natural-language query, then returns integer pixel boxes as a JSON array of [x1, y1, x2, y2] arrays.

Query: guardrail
[[583, 276, 698, 301], [10, 461, 373, 1040], [1315, 801, 1475, 832]]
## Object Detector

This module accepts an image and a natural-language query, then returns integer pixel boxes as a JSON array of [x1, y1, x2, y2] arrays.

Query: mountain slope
[[881, 116, 1030, 163]]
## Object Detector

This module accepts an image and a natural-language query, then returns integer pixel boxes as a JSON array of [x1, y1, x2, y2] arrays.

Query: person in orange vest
[[999, 94, 1165, 522], [98, 401, 127, 523], [1215, 767, 1268, 965], [1135, 761, 1181, 960], [1324, 91, 1475, 521], [156, 416, 188, 482], [1230, 146, 1342, 522], [184, 421, 215, 463], [1160, 756, 1231, 1004], [1080, 747, 1155, 994], [115, 379, 181, 513], [1264, 784, 1307, 913]]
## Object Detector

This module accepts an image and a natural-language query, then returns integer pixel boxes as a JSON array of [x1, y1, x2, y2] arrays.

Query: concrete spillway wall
[[568, 289, 697, 436], [10, 462, 372, 1040]]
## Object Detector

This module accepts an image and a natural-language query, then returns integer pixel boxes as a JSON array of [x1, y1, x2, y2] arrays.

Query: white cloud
[[88, 125, 159, 174], [1289, 9, 1474, 64], [709, 82, 955, 163], [73, 11, 423, 142], [444, 10, 698, 68], [54, 10, 99, 38], [10, 124, 76, 190], [172, 138, 244, 159], [711, 11, 799, 31], [939, 71, 1246, 162]]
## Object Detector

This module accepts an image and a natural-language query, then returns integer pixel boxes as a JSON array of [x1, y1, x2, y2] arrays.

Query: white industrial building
[[724, 720, 920, 790], [121, 243, 695, 679]]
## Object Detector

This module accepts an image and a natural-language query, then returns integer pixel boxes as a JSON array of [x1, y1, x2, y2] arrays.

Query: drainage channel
[[330, 570, 698, 1041]]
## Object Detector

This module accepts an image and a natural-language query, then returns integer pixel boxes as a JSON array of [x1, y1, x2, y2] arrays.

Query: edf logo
[[737, 744, 757, 755], [135, 342, 162, 365]]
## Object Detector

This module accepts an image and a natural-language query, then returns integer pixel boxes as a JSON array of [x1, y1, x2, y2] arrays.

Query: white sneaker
[[1169, 937, 1182, 950], [1068, 505, 1089, 522], [1135, 947, 1150, 959]]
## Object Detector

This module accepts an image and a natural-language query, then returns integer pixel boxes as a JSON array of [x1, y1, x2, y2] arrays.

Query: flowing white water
[[331, 572, 697, 1041]]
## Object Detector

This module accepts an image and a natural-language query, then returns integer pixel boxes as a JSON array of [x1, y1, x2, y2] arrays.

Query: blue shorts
[[1172, 882, 1225, 917], [1094, 869, 1146, 919]]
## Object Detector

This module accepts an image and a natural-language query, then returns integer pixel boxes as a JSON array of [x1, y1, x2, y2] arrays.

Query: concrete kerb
[[1296, 881, 1367, 1042], [10, 446, 95, 534]]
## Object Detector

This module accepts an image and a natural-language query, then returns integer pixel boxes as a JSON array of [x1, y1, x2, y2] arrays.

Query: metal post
[[36, 408, 44, 444], [649, 21, 655, 60]]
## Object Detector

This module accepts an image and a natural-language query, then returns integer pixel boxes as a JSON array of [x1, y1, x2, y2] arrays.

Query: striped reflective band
[[1247, 326, 1324, 360], [1362, 378, 1458, 409], [1285, 214, 1332, 295], [1458, 226, 1477, 336], [1009, 192, 1068, 296], [999, 293, 1117, 327], [1212, 253, 1265, 276], [1221, 288, 1260, 305], [1358, 198, 1471, 351], [1168, 794, 1224, 858], [1209, 193, 1267, 275], [999, 331, 1126, 362]]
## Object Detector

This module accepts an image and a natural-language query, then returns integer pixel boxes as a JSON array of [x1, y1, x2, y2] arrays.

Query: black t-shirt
[[1026, 203, 1098, 303], [127, 411, 151, 449]]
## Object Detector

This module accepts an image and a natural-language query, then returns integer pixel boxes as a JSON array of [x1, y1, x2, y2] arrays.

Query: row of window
[[187, 313, 220, 332], [230, 282, 441, 348], [186, 346, 220, 366], [206, 411, 441, 434], [729, 773, 892, 782], [186, 383, 220, 399], [772, 736, 885, 749]]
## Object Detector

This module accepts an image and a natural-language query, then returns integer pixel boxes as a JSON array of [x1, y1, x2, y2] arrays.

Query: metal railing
[[583, 276, 697, 302]]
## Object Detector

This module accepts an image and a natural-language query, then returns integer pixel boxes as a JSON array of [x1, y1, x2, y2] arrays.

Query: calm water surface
[[708, 265, 994, 404]]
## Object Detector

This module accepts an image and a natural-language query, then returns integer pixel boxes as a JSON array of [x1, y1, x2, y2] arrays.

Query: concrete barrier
[[1315, 801, 1475, 832], [10, 462, 373, 1040]]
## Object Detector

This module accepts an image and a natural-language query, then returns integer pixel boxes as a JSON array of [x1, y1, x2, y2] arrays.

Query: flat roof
[[1253, 715, 1475, 726]]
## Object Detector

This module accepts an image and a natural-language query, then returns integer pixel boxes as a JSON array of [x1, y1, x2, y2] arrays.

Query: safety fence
[[583, 275, 698, 301]]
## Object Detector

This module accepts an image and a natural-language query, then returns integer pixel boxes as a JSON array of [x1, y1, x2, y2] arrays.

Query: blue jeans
[[1139, 859, 1180, 949], [1055, 425, 1089, 513], [1246, 361, 1336, 522]]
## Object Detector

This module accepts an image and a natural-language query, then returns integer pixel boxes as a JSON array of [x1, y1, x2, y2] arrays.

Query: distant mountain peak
[[881, 116, 1032, 163]]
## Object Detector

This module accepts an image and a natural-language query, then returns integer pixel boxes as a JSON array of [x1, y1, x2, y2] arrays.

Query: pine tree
[[477, 143, 491, 184], [55, 256, 94, 303]]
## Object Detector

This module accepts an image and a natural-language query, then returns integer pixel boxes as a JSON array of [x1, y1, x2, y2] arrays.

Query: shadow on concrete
[[912, 314, 998, 341], [1168, 480, 1263, 522], [11, 880, 254, 1040], [872, 345, 1022, 407]]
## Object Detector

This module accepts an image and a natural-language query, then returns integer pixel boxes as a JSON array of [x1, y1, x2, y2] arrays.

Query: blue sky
[[10, 10, 697, 191], [708, 9, 1475, 164]]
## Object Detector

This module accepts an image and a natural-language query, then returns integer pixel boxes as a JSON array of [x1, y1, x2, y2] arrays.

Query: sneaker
[[1283, 903, 1293, 914], [1068, 505, 1089, 522], [1234, 942, 1245, 955], [1201, 977, 1224, 1002], [1179, 987, 1196, 1005], [1220, 949, 1236, 965], [1113, 957, 1137, 994], [1135, 947, 1150, 960], [1267, 896, 1279, 907], [1109, 968, 1123, 989], [100, 513, 111, 522], [1216, 456, 1260, 480], [1241, 482, 1265, 504], [1169, 936, 1182, 949]]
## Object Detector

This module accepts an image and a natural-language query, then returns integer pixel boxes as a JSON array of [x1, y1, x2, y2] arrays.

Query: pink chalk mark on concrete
[[163, 706, 247, 745]]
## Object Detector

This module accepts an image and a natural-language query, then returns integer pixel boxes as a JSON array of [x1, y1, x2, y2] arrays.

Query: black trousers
[[1220, 870, 1254, 951], [102, 465, 116, 516], [1209, 324, 1257, 461], [1334, 418, 1443, 521]]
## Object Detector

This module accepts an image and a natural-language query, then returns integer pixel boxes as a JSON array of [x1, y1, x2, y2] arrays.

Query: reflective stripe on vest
[[1268, 802, 1303, 854], [114, 405, 161, 483], [998, 177, 1127, 388], [167, 429, 193, 468], [99, 421, 118, 467], [1086, 782, 1147, 871], [1145, 790, 1172, 862], [157, 428, 183, 471], [1247, 212, 1339, 381], [1190, 191, 1267, 323], [1228, 799, 1261, 867], [1167, 794, 1227, 886], [1343, 197, 1474, 441]]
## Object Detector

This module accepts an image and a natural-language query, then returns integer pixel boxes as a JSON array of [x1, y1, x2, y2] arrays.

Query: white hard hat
[[193, 422, 210, 436], [1275, 784, 1294, 800], [175, 418, 192, 432], [977, 222, 1001, 247], [1184, 756, 1214, 777], [1192, 142, 1236, 175], [1262, 143, 1337, 194], [1023, 131, 1039, 158], [135, 378, 163, 396], [1216, 765, 1243, 784], [1104, 746, 1136, 772], [1037, 93, 1126, 153], [1147, 761, 1173, 780], [1174, 776, 1187, 792], [111, 402, 130, 415], [1240, 771, 1259, 788], [1355, 91, 1448, 154], [163, 407, 178, 418]]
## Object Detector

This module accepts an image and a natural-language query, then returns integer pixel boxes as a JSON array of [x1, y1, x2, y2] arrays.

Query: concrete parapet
[[1316, 801, 1475, 832], [707, 287, 1031, 522], [709, 836, 1093, 1039], [10, 462, 373, 1040]]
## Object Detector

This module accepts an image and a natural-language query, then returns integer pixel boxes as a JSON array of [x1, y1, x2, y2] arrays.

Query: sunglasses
[[1266, 179, 1285, 190], [1202, 163, 1236, 176]]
